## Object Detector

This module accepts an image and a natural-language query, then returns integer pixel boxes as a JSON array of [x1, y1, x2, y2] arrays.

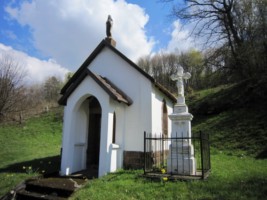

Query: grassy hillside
[[188, 79, 267, 158], [70, 79, 267, 199], [0, 108, 62, 196], [0, 80, 266, 199]]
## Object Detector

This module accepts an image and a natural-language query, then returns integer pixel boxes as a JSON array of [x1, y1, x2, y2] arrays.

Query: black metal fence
[[144, 131, 210, 179]]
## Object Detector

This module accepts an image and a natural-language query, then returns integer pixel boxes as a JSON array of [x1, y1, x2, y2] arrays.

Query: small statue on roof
[[106, 15, 113, 38]]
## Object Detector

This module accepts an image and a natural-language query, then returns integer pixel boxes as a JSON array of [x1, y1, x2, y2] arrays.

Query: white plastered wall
[[108, 100, 127, 172], [151, 86, 173, 137], [89, 47, 152, 152], [60, 76, 116, 177]]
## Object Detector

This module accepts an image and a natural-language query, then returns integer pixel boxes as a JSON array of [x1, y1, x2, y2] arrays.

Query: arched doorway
[[87, 96, 102, 176]]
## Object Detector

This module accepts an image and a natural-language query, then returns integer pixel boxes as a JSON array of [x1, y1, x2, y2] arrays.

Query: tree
[[179, 49, 205, 90], [162, 0, 267, 80], [137, 50, 207, 92], [64, 72, 74, 84], [43, 76, 62, 104], [137, 53, 179, 93], [0, 54, 26, 121]]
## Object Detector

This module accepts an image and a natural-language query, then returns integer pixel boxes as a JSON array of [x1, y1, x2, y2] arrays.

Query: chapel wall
[[123, 150, 169, 169], [89, 48, 152, 151]]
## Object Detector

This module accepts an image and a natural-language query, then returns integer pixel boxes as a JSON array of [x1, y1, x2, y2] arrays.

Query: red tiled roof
[[58, 69, 133, 106]]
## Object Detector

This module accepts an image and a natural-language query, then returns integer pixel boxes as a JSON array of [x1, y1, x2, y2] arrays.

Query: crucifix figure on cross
[[171, 66, 191, 98]]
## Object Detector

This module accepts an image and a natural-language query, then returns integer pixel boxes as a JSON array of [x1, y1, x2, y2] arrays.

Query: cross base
[[167, 144, 196, 175], [167, 157, 196, 175]]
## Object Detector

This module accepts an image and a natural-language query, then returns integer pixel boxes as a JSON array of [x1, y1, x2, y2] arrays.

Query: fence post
[[160, 133, 163, 167], [200, 131, 205, 179], [144, 131, 146, 175], [208, 133, 211, 170]]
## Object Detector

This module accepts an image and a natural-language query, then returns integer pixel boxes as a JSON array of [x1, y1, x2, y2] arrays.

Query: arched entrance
[[87, 96, 102, 177]]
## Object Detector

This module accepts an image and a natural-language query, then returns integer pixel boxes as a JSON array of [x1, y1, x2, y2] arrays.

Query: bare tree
[[162, 0, 267, 80], [0, 54, 26, 121], [138, 53, 180, 93]]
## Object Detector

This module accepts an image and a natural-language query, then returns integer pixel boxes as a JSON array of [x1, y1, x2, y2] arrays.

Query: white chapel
[[58, 16, 176, 177]]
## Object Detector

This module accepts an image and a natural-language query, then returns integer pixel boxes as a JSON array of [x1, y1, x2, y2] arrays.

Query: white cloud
[[5, 0, 154, 71], [165, 20, 197, 53], [165, 18, 223, 54], [0, 43, 69, 85]]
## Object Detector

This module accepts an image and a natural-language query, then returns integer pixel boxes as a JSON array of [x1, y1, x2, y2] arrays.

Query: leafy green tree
[[179, 50, 205, 90]]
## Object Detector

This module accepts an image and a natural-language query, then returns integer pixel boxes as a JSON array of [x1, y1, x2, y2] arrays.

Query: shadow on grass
[[0, 155, 61, 176], [196, 176, 267, 199], [256, 148, 267, 159], [139, 172, 267, 199]]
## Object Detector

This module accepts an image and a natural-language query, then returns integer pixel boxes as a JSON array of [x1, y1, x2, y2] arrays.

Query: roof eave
[[58, 69, 133, 106], [59, 38, 175, 105], [154, 82, 177, 103], [87, 70, 133, 106], [60, 39, 155, 95], [60, 40, 107, 95]]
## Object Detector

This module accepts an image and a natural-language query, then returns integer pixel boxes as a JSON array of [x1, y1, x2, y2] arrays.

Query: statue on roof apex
[[106, 15, 113, 38]]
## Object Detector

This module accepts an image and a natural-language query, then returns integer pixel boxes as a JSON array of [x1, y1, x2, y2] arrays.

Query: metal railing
[[144, 131, 210, 179]]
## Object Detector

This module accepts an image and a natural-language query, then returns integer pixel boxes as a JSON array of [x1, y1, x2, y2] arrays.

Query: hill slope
[[0, 108, 62, 197], [188, 79, 267, 158]]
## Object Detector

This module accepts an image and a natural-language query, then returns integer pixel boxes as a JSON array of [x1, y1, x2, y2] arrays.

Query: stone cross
[[171, 66, 191, 97], [168, 66, 195, 175]]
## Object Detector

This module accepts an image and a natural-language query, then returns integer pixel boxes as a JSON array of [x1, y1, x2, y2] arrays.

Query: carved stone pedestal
[[167, 142, 196, 175]]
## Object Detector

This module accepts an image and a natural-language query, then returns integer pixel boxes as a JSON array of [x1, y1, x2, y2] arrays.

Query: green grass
[[0, 108, 62, 196], [1, 81, 267, 199], [71, 153, 267, 200], [71, 81, 267, 199]]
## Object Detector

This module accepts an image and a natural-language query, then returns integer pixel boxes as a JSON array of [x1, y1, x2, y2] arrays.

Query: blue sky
[[0, 0, 196, 84], [127, 0, 174, 50]]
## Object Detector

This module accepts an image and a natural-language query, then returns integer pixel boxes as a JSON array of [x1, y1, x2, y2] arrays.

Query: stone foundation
[[123, 151, 144, 169], [123, 150, 169, 169]]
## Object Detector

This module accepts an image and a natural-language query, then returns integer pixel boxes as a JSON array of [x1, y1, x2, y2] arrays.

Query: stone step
[[15, 177, 86, 200], [16, 189, 67, 200]]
